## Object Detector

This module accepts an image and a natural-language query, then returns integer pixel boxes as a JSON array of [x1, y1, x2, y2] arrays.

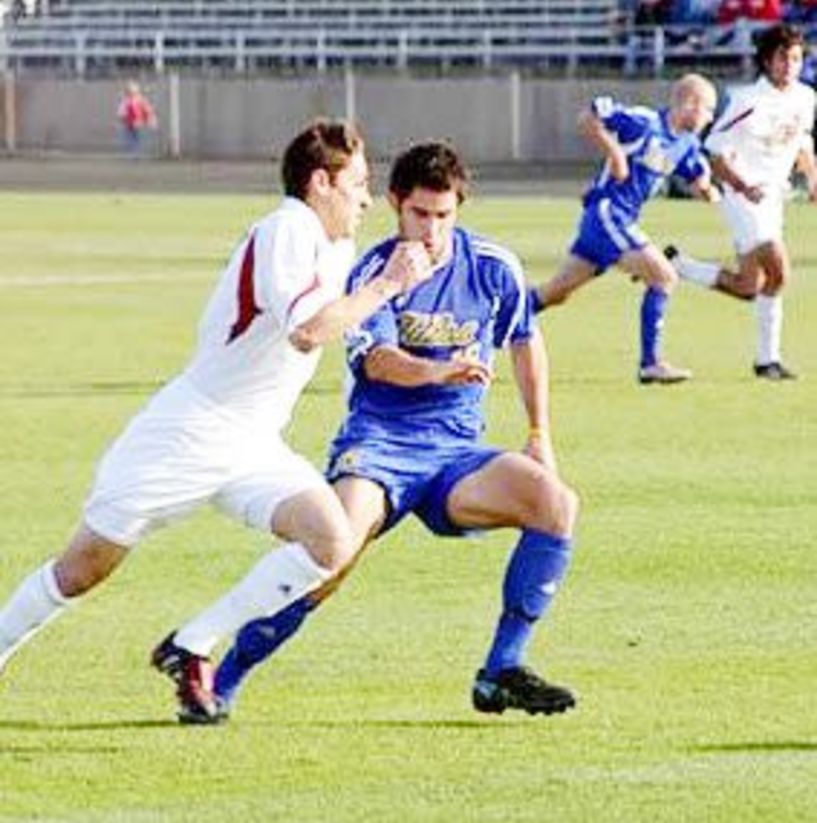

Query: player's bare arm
[[578, 109, 628, 182], [364, 344, 493, 387], [689, 173, 722, 204], [289, 241, 432, 352], [510, 327, 557, 471], [709, 153, 764, 203], [795, 145, 817, 202]]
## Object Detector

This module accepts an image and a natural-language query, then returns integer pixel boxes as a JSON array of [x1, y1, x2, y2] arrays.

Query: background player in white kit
[[0, 119, 431, 704], [667, 24, 817, 380]]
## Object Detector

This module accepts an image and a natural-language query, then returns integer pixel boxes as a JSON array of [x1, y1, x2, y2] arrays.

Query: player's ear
[[309, 168, 333, 198], [386, 191, 400, 212]]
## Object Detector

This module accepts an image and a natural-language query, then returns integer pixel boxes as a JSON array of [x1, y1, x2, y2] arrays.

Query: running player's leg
[[620, 244, 690, 383], [749, 242, 794, 377], [667, 189, 795, 377], [0, 405, 211, 675], [0, 525, 127, 673], [531, 254, 598, 312], [212, 476, 387, 714], [152, 477, 355, 723]]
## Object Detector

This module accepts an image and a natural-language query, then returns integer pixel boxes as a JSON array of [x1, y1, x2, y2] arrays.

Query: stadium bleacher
[[0, 0, 776, 76]]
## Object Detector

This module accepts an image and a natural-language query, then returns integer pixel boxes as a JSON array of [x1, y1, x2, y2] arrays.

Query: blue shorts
[[326, 434, 502, 537], [570, 200, 649, 273]]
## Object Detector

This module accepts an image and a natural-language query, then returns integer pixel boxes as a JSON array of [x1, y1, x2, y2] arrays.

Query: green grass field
[[0, 190, 816, 822]]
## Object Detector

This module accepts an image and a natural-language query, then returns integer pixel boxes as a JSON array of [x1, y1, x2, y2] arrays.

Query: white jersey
[[178, 196, 354, 431], [706, 76, 816, 192], [83, 196, 355, 546]]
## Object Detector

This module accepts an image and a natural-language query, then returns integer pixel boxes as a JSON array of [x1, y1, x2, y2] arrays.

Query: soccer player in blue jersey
[[529, 73, 722, 384], [154, 141, 580, 723]]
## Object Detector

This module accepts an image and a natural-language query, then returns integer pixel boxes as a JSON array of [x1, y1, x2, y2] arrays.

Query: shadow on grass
[[692, 741, 817, 754], [315, 718, 520, 730], [0, 716, 558, 734], [0, 744, 125, 755], [0, 719, 178, 733]]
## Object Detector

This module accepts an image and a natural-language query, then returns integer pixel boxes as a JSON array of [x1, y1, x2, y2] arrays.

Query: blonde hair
[[671, 73, 716, 111]]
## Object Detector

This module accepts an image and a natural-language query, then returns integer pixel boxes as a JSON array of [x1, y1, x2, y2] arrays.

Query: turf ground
[[0, 190, 815, 822]]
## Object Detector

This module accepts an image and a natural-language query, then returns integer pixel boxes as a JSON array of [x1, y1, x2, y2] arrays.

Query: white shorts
[[83, 378, 327, 547], [720, 185, 785, 256]]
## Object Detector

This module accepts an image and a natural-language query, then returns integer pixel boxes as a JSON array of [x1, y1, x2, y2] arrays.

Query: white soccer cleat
[[638, 361, 692, 385]]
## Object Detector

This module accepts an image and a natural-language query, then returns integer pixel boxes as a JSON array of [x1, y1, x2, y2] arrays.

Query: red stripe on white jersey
[[227, 233, 262, 344]]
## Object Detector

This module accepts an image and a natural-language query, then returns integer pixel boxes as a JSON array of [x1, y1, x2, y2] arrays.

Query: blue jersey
[[338, 227, 531, 443], [582, 96, 709, 220]]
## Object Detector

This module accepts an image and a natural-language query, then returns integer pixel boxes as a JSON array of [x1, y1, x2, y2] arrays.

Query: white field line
[[0, 272, 212, 287]]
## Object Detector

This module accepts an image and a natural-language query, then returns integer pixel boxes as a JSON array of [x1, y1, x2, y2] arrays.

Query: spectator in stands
[[117, 80, 158, 156], [717, 0, 782, 25], [672, 0, 720, 23], [785, 0, 817, 24], [634, 0, 674, 25], [10, 0, 28, 20]]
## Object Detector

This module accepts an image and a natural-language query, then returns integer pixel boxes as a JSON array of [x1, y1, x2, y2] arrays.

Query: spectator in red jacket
[[117, 80, 158, 155]]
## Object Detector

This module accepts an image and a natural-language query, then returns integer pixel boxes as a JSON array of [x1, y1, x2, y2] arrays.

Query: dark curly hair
[[754, 23, 805, 76], [388, 141, 470, 204]]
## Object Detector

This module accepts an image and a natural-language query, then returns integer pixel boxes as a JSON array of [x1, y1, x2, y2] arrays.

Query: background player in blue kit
[[154, 141, 581, 723], [529, 73, 722, 385]]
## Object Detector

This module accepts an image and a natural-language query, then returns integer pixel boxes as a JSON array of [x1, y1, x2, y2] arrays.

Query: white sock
[[0, 560, 71, 671], [173, 542, 332, 657], [674, 253, 720, 288], [755, 294, 783, 365]]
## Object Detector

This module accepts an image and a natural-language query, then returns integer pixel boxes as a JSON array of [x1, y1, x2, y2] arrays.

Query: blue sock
[[640, 286, 669, 368], [214, 595, 317, 707], [483, 530, 572, 676], [528, 286, 546, 315]]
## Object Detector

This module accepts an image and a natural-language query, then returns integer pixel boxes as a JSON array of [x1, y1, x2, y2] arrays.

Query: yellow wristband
[[528, 427, 544, 439]]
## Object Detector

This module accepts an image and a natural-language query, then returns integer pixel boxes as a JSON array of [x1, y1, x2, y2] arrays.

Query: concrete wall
[[0, 73, 675, 163]]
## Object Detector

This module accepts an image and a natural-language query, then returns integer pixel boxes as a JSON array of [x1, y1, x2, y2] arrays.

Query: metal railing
[[0, 14, 780, 78]]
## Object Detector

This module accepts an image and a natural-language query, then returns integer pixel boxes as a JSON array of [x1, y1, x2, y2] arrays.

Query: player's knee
[[656, 268, 678, 293], [53, 545, 122, 597], [553, 483, 580, 536], [730, 274, 761, 299], [305, 523, 358, 574], [763, 268, 786, 294], [528, 474, 578, 537]]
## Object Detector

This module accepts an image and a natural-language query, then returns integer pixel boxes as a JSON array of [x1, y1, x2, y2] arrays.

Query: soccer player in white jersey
[[0, 119, 432, 704], [667, 24, 817, 380]]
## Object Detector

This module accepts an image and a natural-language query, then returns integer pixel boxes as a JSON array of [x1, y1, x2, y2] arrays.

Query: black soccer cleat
[[472, 666, 577, 716], [753, 362, 798, 381], [151, 632, 224, 725]]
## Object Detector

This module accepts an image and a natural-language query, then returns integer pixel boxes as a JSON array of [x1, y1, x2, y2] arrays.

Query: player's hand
[[700, 181, 722, 203], [523, 430, 557, 471], [381, 241, 433, 293], [431, 360, 493, 386], [740, 183, 764, 204]]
